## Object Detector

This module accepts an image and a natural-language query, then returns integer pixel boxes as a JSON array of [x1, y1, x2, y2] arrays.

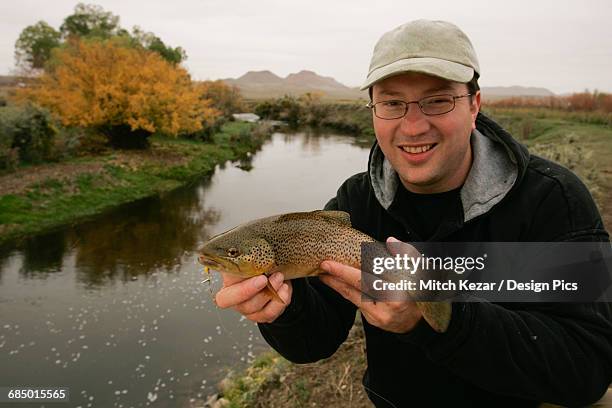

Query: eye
[[227, 247, 240, 257], [380, 100, 403, 108], [423, 95, 452, 106]]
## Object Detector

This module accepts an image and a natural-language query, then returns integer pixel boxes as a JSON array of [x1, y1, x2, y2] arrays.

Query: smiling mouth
[[400, 143, 437, 154]]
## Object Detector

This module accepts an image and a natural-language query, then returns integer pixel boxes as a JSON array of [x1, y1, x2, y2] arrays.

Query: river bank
[[208, 316, 371, 408], [0, 121, 271, 245]]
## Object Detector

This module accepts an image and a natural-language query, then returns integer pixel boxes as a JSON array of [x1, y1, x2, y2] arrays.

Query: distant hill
[[234, 70, 284, 85], [222, 70, 556, 101], [481, 86, 555, 100], [222, 70, 366, 100]]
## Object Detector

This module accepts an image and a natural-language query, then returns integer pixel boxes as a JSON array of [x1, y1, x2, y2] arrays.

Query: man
[[215, 20, 612, 407]]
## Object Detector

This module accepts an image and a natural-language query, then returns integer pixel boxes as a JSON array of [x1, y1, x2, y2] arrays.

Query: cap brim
[[360, 57, 474, 90]]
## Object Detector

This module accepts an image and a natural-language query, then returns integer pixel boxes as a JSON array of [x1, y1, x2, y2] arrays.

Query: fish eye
[[227, 247, 240, 257]]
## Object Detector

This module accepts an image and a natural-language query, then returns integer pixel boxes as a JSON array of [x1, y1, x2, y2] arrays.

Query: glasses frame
[[366, 94, 472, 120]]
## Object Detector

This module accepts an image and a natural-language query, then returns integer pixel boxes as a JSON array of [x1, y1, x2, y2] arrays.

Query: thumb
[[386, 236, 402, 256], [386, 237, 418, 257], [220, 272, 247, 287]]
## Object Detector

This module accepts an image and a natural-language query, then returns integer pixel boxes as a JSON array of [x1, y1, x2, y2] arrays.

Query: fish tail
[[265, 279, 286, 304], [416, 302, 452, 333]]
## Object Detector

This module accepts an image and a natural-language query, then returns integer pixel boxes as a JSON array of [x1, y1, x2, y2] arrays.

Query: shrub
[[254, 95, 303, 127], [56, 126, 107, 155], [198, 80, 244, 118], [0, 104, 57, 167], [0, 136, 19, 172]]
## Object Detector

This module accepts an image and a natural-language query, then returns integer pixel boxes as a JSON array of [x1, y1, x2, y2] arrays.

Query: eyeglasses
[[366, 94, 472, 120]]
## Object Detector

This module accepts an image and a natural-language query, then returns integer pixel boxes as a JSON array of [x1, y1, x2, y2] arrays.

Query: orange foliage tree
[[18, 38, 219, 148], [197, 80, 244, 118]]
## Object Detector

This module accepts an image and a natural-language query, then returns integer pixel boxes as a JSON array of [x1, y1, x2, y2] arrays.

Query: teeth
[[402, 144, 433, 154]]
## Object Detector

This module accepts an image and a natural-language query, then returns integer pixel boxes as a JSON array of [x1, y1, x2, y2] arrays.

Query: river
[[0, 130, 371, 408]]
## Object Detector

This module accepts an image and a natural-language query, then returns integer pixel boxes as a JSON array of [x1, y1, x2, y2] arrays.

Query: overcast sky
[[1, 0, 610, 94]]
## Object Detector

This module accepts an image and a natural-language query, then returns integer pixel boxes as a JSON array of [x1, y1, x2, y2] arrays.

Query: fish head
[[197, 226, 275, 278]]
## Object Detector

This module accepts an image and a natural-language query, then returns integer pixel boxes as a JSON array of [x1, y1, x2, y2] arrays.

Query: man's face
[[371, 72, 481, 194]]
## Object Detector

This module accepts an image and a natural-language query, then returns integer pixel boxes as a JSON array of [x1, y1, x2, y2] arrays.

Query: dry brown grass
[[218, 318, 372, 408], [485, 91, 612, 113], [252, 326, 370, 408]]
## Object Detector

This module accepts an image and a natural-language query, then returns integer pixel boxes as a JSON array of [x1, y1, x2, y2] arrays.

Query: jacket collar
[[368, 112, 528, 222]]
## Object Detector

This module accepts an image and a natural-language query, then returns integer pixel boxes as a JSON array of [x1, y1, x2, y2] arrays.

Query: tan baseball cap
[[361, 19, 480, 90]]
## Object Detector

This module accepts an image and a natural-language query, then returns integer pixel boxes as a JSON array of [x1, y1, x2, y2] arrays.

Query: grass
[[218, 318, 371, 408], [484, 107, 612, 217], [220, 352, 290, 408], [0, 121, 270, 244]]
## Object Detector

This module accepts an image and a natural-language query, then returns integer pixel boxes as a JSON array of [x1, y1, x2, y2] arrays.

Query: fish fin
[[313, 210, 352, 226], [267, 263, 321, 280], [276, 210, 352, 227], [416, 302, 452, 333], [265, 279, 286, 304]]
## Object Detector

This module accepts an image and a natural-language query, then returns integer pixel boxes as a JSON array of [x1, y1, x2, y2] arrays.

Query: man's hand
[[214, 272, 292, 323], [319, 237, 422, 334]]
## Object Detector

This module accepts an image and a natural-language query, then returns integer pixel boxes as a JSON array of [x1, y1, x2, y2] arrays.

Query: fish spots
[[249, 240, 274, 270]]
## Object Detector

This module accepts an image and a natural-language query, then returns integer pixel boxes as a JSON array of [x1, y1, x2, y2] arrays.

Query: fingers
[[319, 274, 362, 307], [320, 260, 379, 306], [220, 273, 249, 287], [245, 282, 292, 323], [320, 260, 362, 290], [234, 272, 284, 315], [215, 272, 293, 324], [215, 274, 268, 309]]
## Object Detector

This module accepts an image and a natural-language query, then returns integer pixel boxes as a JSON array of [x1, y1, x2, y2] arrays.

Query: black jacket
[[259, 113, 612, 407]]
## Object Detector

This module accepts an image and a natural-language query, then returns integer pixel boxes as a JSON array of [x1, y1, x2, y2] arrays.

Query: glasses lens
[[375, 100, 406, 119], [420, 95, 454, 115]]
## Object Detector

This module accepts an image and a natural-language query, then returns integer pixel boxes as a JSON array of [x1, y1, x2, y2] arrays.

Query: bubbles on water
[[147, 392, 157, 402], [1, 250, 269, 408]]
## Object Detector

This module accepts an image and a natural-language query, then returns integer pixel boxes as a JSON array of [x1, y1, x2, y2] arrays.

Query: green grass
[[221, 352, 289, 408], [0, 121, 270, 244], [485, 108, 612, 214]]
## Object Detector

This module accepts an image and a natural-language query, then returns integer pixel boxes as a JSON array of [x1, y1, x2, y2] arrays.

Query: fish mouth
[[197, 253, 242, 275], [197, 254, 222, 269]]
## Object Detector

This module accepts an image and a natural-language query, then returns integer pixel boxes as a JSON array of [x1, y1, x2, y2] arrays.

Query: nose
[[399, 104, 431, 137], [198, 254, 206, 265]]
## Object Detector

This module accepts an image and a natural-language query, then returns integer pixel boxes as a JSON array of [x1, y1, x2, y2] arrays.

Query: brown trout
[[197, 210, 451, 332]]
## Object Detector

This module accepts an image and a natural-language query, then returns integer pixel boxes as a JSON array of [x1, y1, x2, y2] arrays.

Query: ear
[[470, 90, 481, 130]]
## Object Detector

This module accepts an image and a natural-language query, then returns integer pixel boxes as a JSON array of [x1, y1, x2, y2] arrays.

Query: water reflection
[[5, 185, 221, 286], [20, 231, 67, 277], [71, 197, 220, 287]]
